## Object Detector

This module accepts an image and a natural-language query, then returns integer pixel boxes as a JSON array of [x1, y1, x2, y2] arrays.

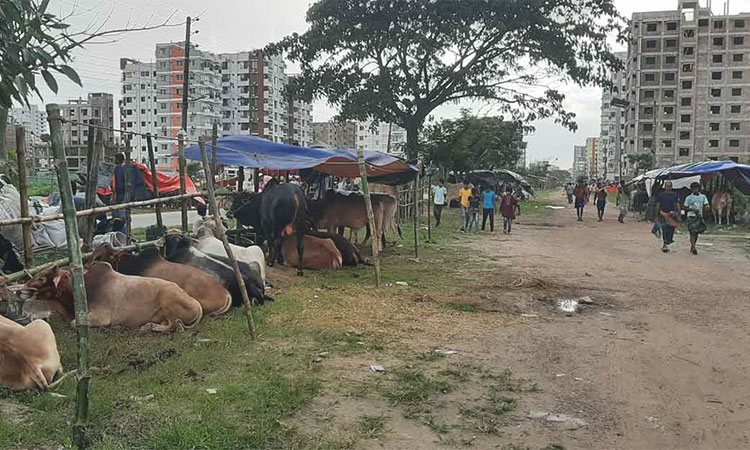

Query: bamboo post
[[15, 127, 33, 268], [211, 122, 218, 184], [426, 172, 433, 243], [413, 165, 420, 261], [253, 168, 260, 192], [146, 134, 163, 230], [124, 137, 132, 241], [47, 104, 91, 448], [198, 137, 256, 340], [83, 124, 101, 248], [178, 132, 188, 232], [357, 149, 381, 287]]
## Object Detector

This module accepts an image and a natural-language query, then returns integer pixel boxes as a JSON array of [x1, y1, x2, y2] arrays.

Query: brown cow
[[26, 262, 203, 332], [0, 314, 62, 390], [281, 234, 342, 270], [90, 246, 232, 316], [712, 192, 733, 225]]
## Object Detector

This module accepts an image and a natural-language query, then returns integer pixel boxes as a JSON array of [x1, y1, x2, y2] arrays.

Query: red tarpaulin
[[97, 161, 205, 204]]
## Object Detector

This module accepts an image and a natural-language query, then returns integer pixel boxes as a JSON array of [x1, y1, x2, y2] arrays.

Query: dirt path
[[457, 195, 750, 449]]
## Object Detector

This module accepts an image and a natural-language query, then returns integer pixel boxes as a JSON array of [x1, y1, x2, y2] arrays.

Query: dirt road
[[459, 196, 750, 449]]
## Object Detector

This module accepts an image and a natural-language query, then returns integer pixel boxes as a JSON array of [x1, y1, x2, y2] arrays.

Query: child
[[467, 188, 480, 232], [500, 188, 518, 234]]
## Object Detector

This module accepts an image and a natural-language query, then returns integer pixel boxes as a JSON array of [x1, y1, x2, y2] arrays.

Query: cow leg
[[363, 223, 371, 244], [337, 226, 344, 235], [296, 231, 304, 276], [140, 320, 183, 333]]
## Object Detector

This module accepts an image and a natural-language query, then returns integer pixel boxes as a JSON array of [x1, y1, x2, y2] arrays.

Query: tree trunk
[[405, 121, 420, 162], [0, 108, 8, 160]]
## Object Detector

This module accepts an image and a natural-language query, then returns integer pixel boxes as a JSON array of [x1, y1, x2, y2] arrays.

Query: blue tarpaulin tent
[[638, 161, 750, 195], [180, 135, 417, 184]]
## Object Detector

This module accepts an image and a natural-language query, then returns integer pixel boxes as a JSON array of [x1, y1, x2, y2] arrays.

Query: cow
[[281, 234, 342, 270], [26, 262, 203, 332], [162, 234, 270, 307], [228, 179, 307, 276], [194, 219, 267, 283], [712, 192, 733, 225], [90, 246, 232, 316], [307, 230, 365, 266], [310, 190, 401, 250], [0, 314, 62, 390]]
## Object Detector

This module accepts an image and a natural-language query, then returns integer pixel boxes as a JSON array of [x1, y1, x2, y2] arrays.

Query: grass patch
[[460, 393, 518, 435], [382, 367, 452, 406], [441, 303, 479, 313], [356, 414, 389, 439]]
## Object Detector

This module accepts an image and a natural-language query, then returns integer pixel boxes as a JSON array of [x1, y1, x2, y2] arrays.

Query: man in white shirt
[[683, 182, 710, 255], [433, 180, 448, 227]]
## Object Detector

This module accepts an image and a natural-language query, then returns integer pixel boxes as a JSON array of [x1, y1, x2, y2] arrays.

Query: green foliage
[[269, 0, 624, 159], [422, 111, 526, 174], [626, 154, 655, 175], [526, 161, 551, 178]]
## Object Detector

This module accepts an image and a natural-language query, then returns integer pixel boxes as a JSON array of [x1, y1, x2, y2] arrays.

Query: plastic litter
[[520, 313, 539, 318], [206, 388, 218, 394], [369, 364, 385, 373], [395, 281, 409, 286], [435, 349, 459, 355], [544, 205, 566, 210], [556, 299, 579, 313], [599, 312, 614, 317]]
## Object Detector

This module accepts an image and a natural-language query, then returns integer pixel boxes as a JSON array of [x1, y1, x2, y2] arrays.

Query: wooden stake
[[146, 134, 163, 230], [357, 149, 381, 287], [124, 137, 132, 241], [198, 137, 256, 340], [15, 126, 33, 268], [47, 104, 91, 448], [413, 166, 420, 261], [83, 124, 101, 247], [178, 132, 188, 232], [211, 121, 218, 194], [426, 172, 432, 243]]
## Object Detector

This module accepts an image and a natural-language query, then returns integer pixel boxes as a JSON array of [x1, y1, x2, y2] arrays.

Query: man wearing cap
[[655, 181, 681, 252]]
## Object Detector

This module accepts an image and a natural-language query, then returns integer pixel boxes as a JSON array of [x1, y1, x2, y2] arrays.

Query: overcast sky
[[34, 0, 750, 169]]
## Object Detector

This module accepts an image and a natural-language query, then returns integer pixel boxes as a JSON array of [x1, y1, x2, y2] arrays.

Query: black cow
[[306, 230, 366, 266], [229, 179, 307, 276], [163, 234, 271, 306], [0, 233, 24, 275]]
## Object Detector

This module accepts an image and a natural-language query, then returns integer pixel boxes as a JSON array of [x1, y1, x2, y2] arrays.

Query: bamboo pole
[[47, 104, 91, 448], [426, 172, 433, 243], [198, 137, 256, 340], [211, 121, 218, 193], [83, 125, 101, 248], [178, 132, 188, 232], [15, 127, 33, 268], [146, 134, 163, 230], [413, 166, 420, 261], [357, 148, 381, 287], [124, 138, 132, 241]]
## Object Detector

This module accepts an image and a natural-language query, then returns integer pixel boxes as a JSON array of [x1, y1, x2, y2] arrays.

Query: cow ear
[[52, 271, 63, 288]]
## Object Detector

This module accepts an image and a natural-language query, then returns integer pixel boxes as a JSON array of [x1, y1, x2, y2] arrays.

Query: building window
[[698, 18, 709, 27], [644, 73, 656, 82], [730, 122, 741, 131], [712, 71, 722, 80], [663, 106, 674, 115], [732, 71, 743, 79], [665, 55, 676, 64], [734, 36, 745, 45], [710, 105, 721, 114], [733, 53, 744, 62], [663, 123, 674, 132], [664, 89, 674, 99], [646, 23, 657, 32], [665, 39, 677, 48], [714, 20, 725, 29], [709, 139, 719, 147], [731, 105, 741, 113], [664, 72, 676, 81], [714, 37, 725, 46], [683, 64, 694, 73], [666, 21, 678, 30], [711, 88, 722, 97], [677, 147, 691, 157], [643, 123, 654, 132], [683, 46, 694, 55], [662, 140, 673, 148], [680, 131, 690, 140], [681, 114, 691, 123], [645, 56, 656, 65], [643, 139, 653, 148], [709, 122, 720, 131], [681, 97, 692, 106], [729, 139, 740, 147], [713, 54, 724, 63], [644, 90, 655, 99], [682, 80, 692, 89], [736, 19, 746, 28], [732, 88, 742, 96], [646, 40, 657, 48], [644, 106, 654, 115]]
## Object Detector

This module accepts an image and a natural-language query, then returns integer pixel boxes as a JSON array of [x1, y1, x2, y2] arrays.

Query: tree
[[526, 160, 551, 178], [422, 111, 525, 177], [626, 154, 655, 175], [269, 0, 624, 161]]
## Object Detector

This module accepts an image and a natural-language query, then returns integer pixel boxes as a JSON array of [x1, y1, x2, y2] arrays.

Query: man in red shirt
[[500, 188, 519, 234], [572, 181, 589, 222]]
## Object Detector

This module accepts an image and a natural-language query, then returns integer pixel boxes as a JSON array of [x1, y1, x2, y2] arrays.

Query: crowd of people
[[434, 180, 521, 235]]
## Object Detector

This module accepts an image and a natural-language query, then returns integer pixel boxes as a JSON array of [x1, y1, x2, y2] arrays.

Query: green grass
[[355, 414, 389, 439], [381, 367, 453, 406]]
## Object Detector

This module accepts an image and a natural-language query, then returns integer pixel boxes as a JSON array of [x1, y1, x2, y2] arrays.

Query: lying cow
[[194, 220, 267, 283], [0, 314, 62, 390], [163, 234, 270, 307], [26, 262, 203, 332], [307, 230, 365, 266], [281, 234, 342, 270], [90, 246, 232, 316]]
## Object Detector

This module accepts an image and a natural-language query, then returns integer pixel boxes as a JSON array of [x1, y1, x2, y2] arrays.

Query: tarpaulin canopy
[[461, 170, 535, 195], [180, 135, 417, 185], [97, 161, 203, 202], [630, 160, 750, 195]]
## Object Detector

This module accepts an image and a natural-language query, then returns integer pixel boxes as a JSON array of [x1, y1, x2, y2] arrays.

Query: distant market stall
[[630, 161, 750, 196]]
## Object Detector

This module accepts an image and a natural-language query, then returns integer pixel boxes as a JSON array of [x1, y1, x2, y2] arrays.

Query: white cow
[[0, 315, 62, 390], [194, 220, 267, 283]]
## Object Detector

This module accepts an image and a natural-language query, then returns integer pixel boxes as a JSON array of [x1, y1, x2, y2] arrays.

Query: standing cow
[[712, 192, 733, 225], [229, 179, 307, 276]]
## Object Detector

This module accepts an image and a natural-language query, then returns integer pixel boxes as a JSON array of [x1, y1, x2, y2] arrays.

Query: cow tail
[[396, 223, 403, 239]]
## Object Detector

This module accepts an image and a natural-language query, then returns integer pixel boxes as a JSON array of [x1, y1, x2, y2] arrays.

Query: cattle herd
[[1, 182, 400, 391]]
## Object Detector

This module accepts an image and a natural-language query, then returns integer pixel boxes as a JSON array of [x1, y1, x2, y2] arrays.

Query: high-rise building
[[122, 44, 312, 171], [312, 121, 357, 149], [600, 52, 628, 180], [356, 121, 407, 157], [585, 137, 600, 178], [9, 105, 48, 145], [60, 93, 115, 169], [573, 144, 589, 180], [622, 1, 750, 176]]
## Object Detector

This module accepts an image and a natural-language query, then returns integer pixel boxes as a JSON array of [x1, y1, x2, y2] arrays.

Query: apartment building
[[312, 121, 357, 149], [623, 0, 750, 176], [356, 121, 407, 157], [119, 59, 158, 164], [60, 93, 115, 169], [572, 144, 589, 180], [9, 105, 48, 145], [585, 137, 601, 178], [599, 52, 628, 180], [287, 76, 313, 146]]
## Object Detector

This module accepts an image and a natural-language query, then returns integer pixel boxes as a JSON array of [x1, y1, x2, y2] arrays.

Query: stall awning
[[633, 160, 750, 195], [180, 135, 417, 184]]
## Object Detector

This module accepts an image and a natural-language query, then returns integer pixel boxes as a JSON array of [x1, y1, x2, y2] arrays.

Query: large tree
[[269, 0, 624, 161]]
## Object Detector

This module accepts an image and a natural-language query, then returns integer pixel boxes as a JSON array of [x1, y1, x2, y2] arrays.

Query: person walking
[[616, 183, 629, 223], [458, 181, 472, 231], [500, 187, 518, 234], [433, 180, 448, 227], [467, 188, 480, 232], [683, 182, 709, 255], [564, 182, 574, 204], [572, 181, 589, 221], [594, 183, 607, 222], [655, 181, 681, 253], [481, 185, 497, 232]]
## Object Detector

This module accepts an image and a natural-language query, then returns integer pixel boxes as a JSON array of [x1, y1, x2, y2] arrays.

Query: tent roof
[[631, 160, 750, 194], [180, 135, 417, 183]]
